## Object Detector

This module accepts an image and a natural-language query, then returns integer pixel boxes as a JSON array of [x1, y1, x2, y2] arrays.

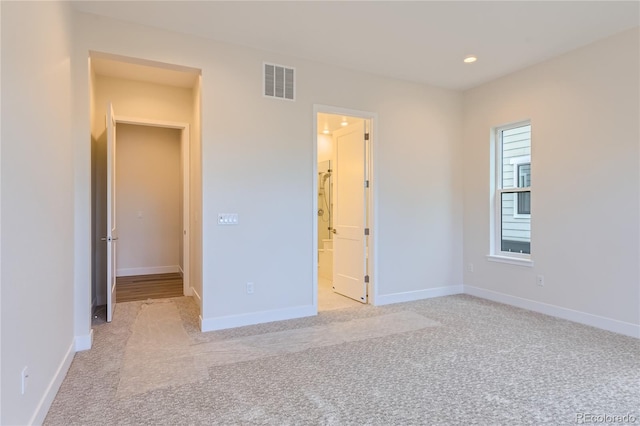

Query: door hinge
[[364, 133, 370, 141], [365, 180, 369, 188], [364, 228, 370, 236], [364, 275, 370, 283]]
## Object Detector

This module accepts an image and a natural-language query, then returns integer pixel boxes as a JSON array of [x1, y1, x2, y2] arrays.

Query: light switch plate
[[218, 213, 239, 225]]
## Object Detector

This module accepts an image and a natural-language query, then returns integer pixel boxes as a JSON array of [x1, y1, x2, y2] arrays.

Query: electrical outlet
[[467, 263, 474, 273], [246, 282, 254, 294], [21, 367, 29, 395], [537, 275, 545, 287]]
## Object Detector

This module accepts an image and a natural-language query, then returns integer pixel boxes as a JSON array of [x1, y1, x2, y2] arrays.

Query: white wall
[[92, 74, 194, 304], [0, 4, 3, 422], [72, 11, 463, 331], [116, 124, 182, 276], [94, 75, 194, 124], [90, 62, 98, 310], [191, 77, 203, 308], [317, 133, 333, 164], [1, 2, 75, 424], [462, 28, 640, 336]]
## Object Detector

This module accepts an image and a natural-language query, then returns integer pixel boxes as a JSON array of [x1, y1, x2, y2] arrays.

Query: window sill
[[486, 255, 534, 267]]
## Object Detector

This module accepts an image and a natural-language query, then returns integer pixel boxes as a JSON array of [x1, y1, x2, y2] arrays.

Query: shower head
[[319, 171, 331, 190]]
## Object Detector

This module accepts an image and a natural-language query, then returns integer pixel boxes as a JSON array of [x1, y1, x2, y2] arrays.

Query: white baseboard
[[464, 285, 640, 338], [201, 305, 316, 332], [196, 283, 638, 338], [192, 287, 202, 306], [375, 285, 463, 306], [116, 265, 180, 277], [178, 265, 184, 277], [31, 341, 75, 425], [74, 329, 94, 352]]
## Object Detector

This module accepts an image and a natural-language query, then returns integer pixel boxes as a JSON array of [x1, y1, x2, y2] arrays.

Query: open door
[[332, 120, 367, 303], [106, 103, 118, 322]]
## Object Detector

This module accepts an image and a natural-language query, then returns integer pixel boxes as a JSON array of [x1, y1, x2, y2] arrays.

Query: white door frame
[[115, 115, 192, 296], [312, 105, 378, 311], [106, 103, 117, 322]]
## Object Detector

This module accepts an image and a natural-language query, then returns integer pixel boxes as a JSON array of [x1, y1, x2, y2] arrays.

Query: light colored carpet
[[45, 295, 639, 425]]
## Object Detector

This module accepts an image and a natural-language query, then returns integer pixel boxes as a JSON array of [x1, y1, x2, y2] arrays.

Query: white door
[[106, 103, 118, 322], [332, 121, 367, 303]]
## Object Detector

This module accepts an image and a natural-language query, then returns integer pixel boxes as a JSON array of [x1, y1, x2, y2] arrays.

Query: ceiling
[[91, 54, 200, 88], [74, 1, 639, 90], [317, 113, 364, 135]]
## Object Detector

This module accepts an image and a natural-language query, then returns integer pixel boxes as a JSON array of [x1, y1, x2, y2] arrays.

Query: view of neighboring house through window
[[495, 122, 531, 256]]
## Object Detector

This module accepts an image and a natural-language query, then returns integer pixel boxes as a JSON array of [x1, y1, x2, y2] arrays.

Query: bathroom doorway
[[315, 107, 376, 311]]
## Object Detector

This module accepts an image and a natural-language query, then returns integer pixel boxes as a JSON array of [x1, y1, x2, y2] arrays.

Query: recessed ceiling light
[[322, 129, 330, 134], [340, 120, 348, 127], [464, 55, 477, 64]]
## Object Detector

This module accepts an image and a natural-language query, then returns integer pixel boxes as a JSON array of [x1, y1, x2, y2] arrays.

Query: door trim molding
[[114, 115, 192, 297], [313, 105, 379, 310]]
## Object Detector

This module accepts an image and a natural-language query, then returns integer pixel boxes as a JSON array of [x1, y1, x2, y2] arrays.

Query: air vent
[[264, 63, 295, 101]]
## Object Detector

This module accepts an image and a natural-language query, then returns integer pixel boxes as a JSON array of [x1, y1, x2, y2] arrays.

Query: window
[[510, 156, 531, 217], [492, 122, 531, 261]]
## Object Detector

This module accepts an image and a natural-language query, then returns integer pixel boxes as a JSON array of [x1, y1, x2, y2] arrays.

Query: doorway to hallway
[[102, 110, 191, 321], [90, 52, 202, 322]]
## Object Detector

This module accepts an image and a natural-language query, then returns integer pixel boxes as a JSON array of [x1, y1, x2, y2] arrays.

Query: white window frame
[[510, 155, 531, 219], [488, 121, 533, 267]]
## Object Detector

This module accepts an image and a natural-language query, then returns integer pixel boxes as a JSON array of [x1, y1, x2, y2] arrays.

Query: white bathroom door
[[332, 121, 367, 303], [106, 103, 118, 322]]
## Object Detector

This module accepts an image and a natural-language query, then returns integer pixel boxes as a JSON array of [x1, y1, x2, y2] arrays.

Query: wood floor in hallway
[[116, 273, 183, 302]]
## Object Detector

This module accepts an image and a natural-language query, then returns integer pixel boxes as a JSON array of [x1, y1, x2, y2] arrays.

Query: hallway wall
[[115, 124, 182, 277]]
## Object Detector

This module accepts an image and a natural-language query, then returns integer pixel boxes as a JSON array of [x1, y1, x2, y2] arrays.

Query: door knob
[[332, 229, 337, 234]]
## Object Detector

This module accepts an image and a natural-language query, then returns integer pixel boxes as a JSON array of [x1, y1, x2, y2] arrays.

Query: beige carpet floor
[[45, 295, 639, 425]]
